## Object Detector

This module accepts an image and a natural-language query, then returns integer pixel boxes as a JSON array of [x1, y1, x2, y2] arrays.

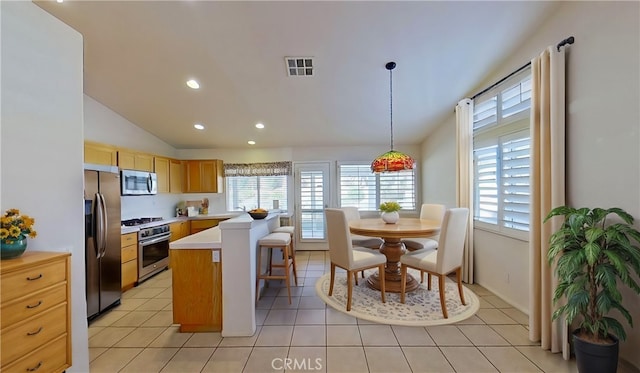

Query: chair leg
[[329, 263, 336, 296], [256, 247, 263, 302], [400, 264, 407, 303], [438, 274, 448, 319], [456, 267, 466, 305], [283, 245, 292, 304], [346, 270, 353, 312], [289, 236, 298, 286], [378, 264, 386, 304], [427, 273, 432, 291], [420, 270, 425, 284], [354, 272, 359, 286]]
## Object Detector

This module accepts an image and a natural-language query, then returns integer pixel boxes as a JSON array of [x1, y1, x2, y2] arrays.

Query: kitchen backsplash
[[121, 193, 226, 221]]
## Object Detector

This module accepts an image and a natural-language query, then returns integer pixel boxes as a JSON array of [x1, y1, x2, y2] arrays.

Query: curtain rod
[[469, 36, 575, 101]]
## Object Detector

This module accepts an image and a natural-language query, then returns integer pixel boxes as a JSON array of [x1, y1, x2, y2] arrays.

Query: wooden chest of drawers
[[0, 251, 71, 373]]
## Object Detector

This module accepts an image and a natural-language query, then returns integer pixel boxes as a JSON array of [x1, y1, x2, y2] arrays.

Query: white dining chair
[[402, 203, 445, 283], [340, 206, 384, 282], [325, 208, 386, 311], [399, 208, 469, 318]]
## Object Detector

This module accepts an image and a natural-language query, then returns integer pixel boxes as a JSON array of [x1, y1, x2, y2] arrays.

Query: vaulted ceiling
[[36, 1, 559, 149]]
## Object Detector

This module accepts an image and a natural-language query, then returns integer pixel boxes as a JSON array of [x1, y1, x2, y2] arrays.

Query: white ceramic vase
[[381, 211, 399, 224]]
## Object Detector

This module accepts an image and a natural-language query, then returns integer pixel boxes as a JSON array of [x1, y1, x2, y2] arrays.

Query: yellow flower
[[1, 208, 36, 243]]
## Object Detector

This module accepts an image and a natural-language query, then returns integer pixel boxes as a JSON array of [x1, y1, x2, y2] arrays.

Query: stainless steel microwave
[[121, 169, 157, 195]]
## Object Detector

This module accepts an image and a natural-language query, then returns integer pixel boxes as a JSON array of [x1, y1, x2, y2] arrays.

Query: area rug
[[315, 268, 480, 326]]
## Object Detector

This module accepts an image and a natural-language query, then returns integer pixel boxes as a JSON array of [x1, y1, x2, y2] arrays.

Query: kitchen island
[[169, 212, 280, 336]]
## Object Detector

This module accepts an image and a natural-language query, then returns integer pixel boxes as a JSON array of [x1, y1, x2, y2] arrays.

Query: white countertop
[[170, 226, 222, 249]]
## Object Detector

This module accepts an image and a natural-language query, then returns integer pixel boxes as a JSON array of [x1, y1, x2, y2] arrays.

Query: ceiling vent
[[285, 57, 313, 77]]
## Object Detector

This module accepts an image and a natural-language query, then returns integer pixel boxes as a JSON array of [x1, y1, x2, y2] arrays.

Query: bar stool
[[256, 232, 297, 304]]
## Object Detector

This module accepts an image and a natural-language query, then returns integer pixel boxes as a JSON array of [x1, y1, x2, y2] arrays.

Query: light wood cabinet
[[170, 249, 222, 332], [155, 157, 170, 193], [0, 251, 71, 373], [169, 159, 184, 193], [118, 150, 154, 172], [84, 141, 117, 166], [121, 232, 138, 290], [190, 219, 226, 235], [185, 159, 224, 193], [169, 221, 191, 242]]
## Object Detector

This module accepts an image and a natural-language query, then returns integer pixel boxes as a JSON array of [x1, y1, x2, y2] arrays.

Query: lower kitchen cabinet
[[121, 232, 138, 290], [170, 249, 222, 332], [190, 219, 226, 235], [169, 221, 191, 242], [0, 251, 72, 373]]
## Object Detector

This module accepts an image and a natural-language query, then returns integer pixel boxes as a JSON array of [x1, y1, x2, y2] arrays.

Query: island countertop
[[169, 226, 221, 249]]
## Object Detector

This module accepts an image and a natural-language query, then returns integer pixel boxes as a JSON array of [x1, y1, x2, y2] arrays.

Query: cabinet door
[[85, 142, 117, 166], [155, 157, 170, 193], [169, 159, 183, 193], [122, 260, 137, 290], [135, 154, 154, 172], [186, 161, 202, 193], [118, 151, 136, 169]]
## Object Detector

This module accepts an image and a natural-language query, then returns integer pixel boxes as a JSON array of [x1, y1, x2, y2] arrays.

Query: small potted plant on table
[[379, 201, 401, 224], [545, 206, 640, 373]]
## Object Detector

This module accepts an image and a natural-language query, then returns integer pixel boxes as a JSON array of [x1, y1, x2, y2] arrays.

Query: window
[[226, 175, 288, 211], [473, 71, 531, 238], [338, 164, 416, 211]]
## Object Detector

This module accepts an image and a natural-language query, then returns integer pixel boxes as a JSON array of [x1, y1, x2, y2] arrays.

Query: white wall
[[420, 115, 456, 208], [0, 2, 88, 371], [419, 1, 640, 367]]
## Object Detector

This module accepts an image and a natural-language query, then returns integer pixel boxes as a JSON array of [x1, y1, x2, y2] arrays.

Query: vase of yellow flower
[[1, 209, 37, 259]]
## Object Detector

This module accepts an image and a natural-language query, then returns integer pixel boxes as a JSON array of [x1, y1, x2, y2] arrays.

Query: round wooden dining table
[[349, 218, 440, 293]]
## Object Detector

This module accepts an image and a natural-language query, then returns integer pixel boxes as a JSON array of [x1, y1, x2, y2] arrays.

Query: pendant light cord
[[389, 66, 394, 151]]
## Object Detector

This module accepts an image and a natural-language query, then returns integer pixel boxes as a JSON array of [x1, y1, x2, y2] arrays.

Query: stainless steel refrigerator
[[84, 164, 122, 320]]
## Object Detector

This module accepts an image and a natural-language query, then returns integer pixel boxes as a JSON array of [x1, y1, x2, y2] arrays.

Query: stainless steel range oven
[[121, 218, 170, 283], [137, 224, 170, 282]]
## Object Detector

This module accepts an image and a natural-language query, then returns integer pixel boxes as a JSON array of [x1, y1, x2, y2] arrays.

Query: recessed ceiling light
[[248, 140, 256, 145], [186, 79, 200, 89], [255, 123, 265, 129], [56, 0, 64, 3], [194, 123, 205, 130]]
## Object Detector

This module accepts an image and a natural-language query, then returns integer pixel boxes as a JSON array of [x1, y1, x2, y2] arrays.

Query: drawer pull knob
[[27, 326, 43, 336], [27, 361, 43, 372], [26, 274, 43, 281], [26, 300, 43, 309]]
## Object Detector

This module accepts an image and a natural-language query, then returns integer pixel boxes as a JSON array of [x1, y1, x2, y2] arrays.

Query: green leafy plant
[[545, 206, 640, 343], [379, 201, 401, 213]]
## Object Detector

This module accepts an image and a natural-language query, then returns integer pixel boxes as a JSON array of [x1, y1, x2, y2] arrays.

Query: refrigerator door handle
[[94, 193, 103, 259], [98, 193, 109, 259]]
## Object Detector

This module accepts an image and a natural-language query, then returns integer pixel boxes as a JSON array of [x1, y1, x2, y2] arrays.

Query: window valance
[[224, 161, 292, 177]]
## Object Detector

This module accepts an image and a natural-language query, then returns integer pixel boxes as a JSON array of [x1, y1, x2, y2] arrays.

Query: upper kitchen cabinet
[[84, 141, 117, 166], [154, 157, 170, 193], [118, 150, 154, 172], [185, 160, 224, 193], [169, 159, 184, 193]]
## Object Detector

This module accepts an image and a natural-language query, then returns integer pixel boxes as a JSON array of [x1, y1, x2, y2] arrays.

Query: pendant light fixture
[[371, 62, 415, 173]]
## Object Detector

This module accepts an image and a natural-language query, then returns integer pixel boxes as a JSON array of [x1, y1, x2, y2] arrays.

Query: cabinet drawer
[[1, 260, 66, 303], [122, 244, 137, 263], [1, 283, 66, 329], [1, 333, 68, 373], [121, 232, 137, 246], [1, 302, 67, 365]]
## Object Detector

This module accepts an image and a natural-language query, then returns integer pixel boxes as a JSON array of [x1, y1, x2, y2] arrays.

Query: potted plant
[[545, 206, 640, 373], [379, 201, 401, 224]]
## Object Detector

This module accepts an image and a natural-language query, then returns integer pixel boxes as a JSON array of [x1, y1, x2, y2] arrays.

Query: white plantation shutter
[[501, 135, 530, 231], [473, 69, 531, 238], [338, 164, 416, 211], [299, 170, 326, 239]]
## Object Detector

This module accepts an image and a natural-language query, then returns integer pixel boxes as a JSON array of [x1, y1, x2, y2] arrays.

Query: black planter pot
[[573, 330, 619, 373]]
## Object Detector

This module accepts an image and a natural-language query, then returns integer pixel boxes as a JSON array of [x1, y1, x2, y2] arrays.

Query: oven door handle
[[139, 233, 171, 246]]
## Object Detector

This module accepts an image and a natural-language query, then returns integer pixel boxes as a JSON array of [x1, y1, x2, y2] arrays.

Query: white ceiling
[[36, 1, 559, 150]]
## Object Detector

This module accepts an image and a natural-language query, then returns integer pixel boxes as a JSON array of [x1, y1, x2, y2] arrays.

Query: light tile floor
[[88, 251, 636, 373]]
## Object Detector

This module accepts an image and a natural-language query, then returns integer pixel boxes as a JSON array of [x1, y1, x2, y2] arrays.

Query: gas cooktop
[[121, 217, 164, 227]]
